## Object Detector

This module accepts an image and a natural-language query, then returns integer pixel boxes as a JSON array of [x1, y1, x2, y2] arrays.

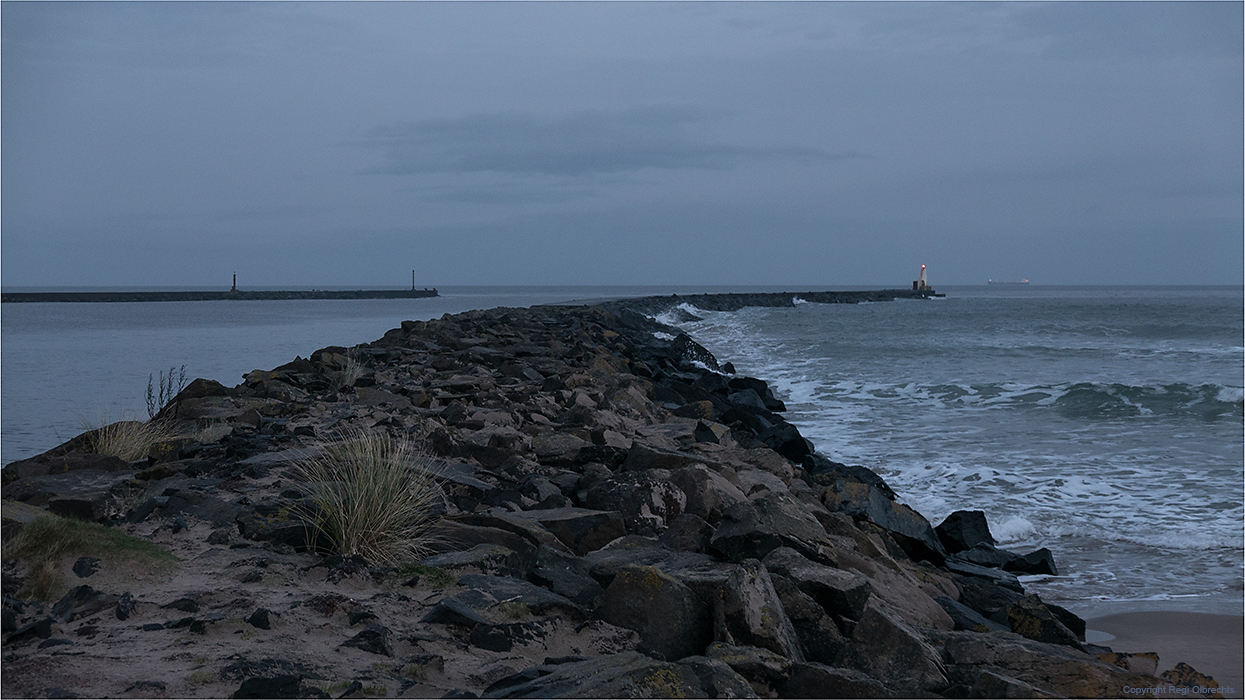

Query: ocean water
[[667, 286, 1244, 617], [3, 284, 1242, 615]]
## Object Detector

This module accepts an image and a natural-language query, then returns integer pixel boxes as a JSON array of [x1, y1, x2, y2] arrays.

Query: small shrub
[[2, 516, 178, 600], [147, 365, 188, 418], [185, 670, 216, 686], [495, 601, 530, 620], [293, 429, 444, 565]]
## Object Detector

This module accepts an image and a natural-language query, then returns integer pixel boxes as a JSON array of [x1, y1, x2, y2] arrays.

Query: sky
[[2, 2, 1242, 288]]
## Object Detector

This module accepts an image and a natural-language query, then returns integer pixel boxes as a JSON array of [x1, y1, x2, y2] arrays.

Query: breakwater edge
[[3, 289, 1236, 698]]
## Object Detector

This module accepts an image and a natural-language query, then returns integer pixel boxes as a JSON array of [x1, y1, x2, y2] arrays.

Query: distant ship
[[987, 279, 1030, 285]]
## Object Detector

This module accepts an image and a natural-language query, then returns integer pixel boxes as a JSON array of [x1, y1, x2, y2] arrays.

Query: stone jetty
[[0, 293, 1224, 698]]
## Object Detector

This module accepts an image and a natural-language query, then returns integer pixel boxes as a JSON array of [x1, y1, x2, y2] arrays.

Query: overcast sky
[[3, 2, 1241, 288]]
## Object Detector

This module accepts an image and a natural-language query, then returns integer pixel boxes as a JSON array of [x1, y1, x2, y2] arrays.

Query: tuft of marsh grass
[[82, 414, 184, 463], [293, 429, 444, 566], [2, 515, 178, 600]]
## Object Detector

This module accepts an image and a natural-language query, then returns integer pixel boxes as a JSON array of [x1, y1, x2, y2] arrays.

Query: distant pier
[[0, 288, 439, 303]]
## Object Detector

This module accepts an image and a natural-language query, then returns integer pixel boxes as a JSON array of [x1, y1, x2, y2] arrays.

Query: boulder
[[935, 510, 996, 554], [998, 596, 1083, 650], [622, 442, 705, 472], [584, 473, 686, 536], [341, 623, 393, 657], [755, 423, 813, 462], [761, 547, 871, 620], [602, 565, 713, 661], [528, 545, 605, 613], [658, 512, 715, 553], [1003, 547, 1059, 576], [711, 493, 837, 565], [455, 574, 582, 618], [768, 574, 848, 665], [418, 544, 527, 578], [704, 642, 793, 697], [813, 473, 945, 565], [934, 595, 1009, 633], [507, 507, 627, 556], [668, 464, 749, 525], [836, 605, 949, 696], [480, 650, 750, 699], [781, 662, 890, 699]]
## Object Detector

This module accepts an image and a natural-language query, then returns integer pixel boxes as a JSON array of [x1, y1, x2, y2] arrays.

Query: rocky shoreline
[[0, 294, 1226, 698]]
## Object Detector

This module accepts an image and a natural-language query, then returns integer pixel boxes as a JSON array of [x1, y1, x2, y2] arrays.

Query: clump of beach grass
[[293, 429, 444, 565], [82, 415, 184, 463], [2, 515, 178, 600]]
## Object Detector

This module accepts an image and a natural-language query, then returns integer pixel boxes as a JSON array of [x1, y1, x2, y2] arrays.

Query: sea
[[2, 284, 1242, 618]]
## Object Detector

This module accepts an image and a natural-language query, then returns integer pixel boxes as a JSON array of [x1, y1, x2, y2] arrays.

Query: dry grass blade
[[293, 429, 444, 565], [84, 415, 184, 463]]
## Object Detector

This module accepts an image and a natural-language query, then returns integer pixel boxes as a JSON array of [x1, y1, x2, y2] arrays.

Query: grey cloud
[[1015, 2, 1243, 59], [361, 108, 861, 177]]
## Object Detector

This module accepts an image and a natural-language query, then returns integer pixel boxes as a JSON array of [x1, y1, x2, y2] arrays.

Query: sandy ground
[[1087, 612, 1244, 699]]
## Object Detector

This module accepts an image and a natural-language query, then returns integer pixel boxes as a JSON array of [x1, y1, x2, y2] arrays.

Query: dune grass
[[83, 415, 185, 463], [2, 515, 178, 600], [293, 429, 444, 565]]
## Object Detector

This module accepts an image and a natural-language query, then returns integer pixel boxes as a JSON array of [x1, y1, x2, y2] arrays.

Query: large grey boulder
[[584, 472, 686, 536], [835, 605, 949, 696], [481, 650, 756, 698], [669, 464, 749, 525], [507, 507, 627, 556]]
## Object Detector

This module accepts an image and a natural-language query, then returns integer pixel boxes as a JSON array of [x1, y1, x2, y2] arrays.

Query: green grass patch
[[394, 563, 455, 588], [82, 415, 185, 463], [495, 601, 530, 620], [2, 515, 178, 600]]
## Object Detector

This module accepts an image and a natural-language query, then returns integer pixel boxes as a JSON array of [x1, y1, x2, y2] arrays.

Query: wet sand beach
[[1087, 611, 1244, 698]]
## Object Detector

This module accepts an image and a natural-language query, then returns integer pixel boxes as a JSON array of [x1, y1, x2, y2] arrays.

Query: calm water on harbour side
[[2, 284, 1242, 615]]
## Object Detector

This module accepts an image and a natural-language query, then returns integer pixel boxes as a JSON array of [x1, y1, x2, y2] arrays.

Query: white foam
[[1217, 386, 1245, 403], [992, 516, 1037, 543]]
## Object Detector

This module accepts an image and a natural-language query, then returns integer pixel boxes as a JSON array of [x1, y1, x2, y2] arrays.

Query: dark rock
[[955, 543, 1022, 569], [998, 596, 1083, 650], [234, 675, 302, 699], [601, 564, 713, 661], [207, 528, 232, 545], [761, 547, 871, 620], [704, 642, 793, 697], [945, 558, 1025, 592], [424, 521, 540, 572], [469, 620, 554, 653], [115, 592, 136, 621], [342, 623, 394, 656], [479, 650, 731, 699], [813, 470, 945, 565], [676, 557, 805, 662], [953, 572, 1027, 619], [933, 595, 1009, 633], [621, 442, 705, 472], [6, 617, 54, 644], [668, 464, 749, 525], [53, 585, 119, 622], [780, 662, 890, 699], [71, 557, 101, 578], [348, 611, 377, 626], [837, 606, 949, 696], [710, 493, 836, 565], [506, 507, 626, 556], [161, 596, 200, 613], [419, 544, 526, 578], [768, 574, 848, 665], [421, 597, 487, 627], [528, 546, 605, 612], [1003, 547, 1059, 576], [455, 574, 581, 617], [658, 512, 715, 553], [675, 656, 759, 698], [755, 423, 813, 462], [935, 510, 996, 554], [248, 608, 274, 630], [584, 473, 686, 536]]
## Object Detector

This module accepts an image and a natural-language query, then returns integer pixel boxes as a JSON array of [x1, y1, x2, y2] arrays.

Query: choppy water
[[668, 286, 1244, 616], [3, 284, 1241, 615]]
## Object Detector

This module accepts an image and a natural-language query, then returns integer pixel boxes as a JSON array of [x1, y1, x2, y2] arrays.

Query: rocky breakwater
[[1, 299, 1226, 698]]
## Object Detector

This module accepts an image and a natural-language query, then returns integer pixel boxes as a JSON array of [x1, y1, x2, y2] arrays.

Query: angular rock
[[421, 597, 487, 627], [935, 510, 996, 554], [455, 574, 581, 617], [658, 512, 715, 553], [669, 464, 749, 525], [675, 656, 759, 699], [781, 662, 889, 699], [999, 596, 1083, 650], [711, 493, 836, 565], [761, 547, 871, 620], [532, 432, 590, 467], [1003, 547, 1059, 576], [934, 595, 1009, 633], [602, 565, 713, 661], [419, 544, 526, 578], [836, 606, 949, 696], [480, 650, 740, 699], [528, 546, 605, 613], [52, 585, 120, 622], [469, 619, 555, 653], [704, 642, 793, 697], [584, 473, 686, 536], [945, 558, 1025, 592], [813, 474, 945, 565], [341, 623, 394, 656], [507, 507, 626, 556], [769, 574, 848, 664], [622, 442, 705, 472]]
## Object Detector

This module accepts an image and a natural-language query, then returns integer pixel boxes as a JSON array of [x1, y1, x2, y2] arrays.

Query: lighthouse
[[914, 264, 929, 291]]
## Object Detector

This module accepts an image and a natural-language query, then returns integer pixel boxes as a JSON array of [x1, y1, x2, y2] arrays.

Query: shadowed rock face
[[1, 296, 1192, 699]]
